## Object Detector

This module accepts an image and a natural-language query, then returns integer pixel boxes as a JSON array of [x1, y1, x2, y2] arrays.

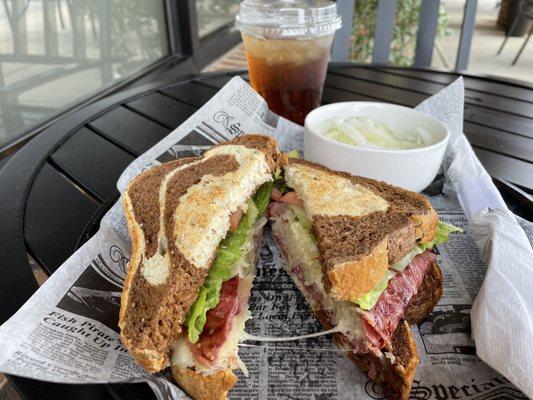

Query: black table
[[1, 65, 532, 400]]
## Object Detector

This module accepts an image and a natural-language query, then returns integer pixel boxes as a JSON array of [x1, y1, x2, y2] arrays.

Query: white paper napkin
[[416, 77, 533, 398], [470, 208, 533, 398]]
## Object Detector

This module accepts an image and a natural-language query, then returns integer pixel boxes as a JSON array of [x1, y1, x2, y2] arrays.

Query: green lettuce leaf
[[274, 168, 290, 194], [290, 204, 312, 233], [185, 206, 254, 342], [273, 168, 282, 181], [419, 221, 463, 251], [253, 181, 273, 219], [286, 150, 300, 158], [185, 287, 208, 343], [185, 182, 273, 343], [355, 270, 396, 310]]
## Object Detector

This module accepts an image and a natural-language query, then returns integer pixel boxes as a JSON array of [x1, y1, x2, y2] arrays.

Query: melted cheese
[[271, 210, 365, 340], [173, 145, 271, 269], [284, 163, 388, 217], [171, 218, 260, 375], [171, 277, 253, 375], [172, 337, 196, 369], [242, 325, 344, 342]]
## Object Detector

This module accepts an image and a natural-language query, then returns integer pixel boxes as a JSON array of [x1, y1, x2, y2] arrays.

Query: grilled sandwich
[[269, 158, 457, 400], [119, 135, 282, 400]]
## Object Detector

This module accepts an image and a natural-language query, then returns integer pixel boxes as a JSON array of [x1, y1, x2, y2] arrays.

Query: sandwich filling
[[270, 185, 457, 355], [172, 183, 272, 375]]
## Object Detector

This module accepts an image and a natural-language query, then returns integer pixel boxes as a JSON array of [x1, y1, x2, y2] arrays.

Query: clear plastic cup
[[236, 0, 341, 125]]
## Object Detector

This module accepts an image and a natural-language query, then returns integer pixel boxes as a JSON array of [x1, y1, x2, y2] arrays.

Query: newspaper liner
[[0, 77, 531, 400]]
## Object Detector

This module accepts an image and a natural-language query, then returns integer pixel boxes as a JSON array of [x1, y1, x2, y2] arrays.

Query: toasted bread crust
[[315, 211, 415, 302], [409, 204, 439, 244], [327, 239, 389, 301], [405, 260, 443, 325], [120, 159, 195, 372], [171, 366, 238, 400], [288, 159, 437, 241], [348, 320, 419, 400], [286, 159, 438, 302], [214, 134, 282, 172]]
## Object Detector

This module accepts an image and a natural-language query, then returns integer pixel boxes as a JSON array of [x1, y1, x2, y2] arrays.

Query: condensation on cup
[[236, 1, 341, 126]]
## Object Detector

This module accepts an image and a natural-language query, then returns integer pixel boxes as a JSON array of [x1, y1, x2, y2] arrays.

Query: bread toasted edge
[[215, 133, 284, 172], [327, 238, 389, 302], [347, 320, 419, 400], [405, 260, 443, 325], [171, 366, 238, 400], [409, 196, 439, 244], [120, 182, 170, 372]]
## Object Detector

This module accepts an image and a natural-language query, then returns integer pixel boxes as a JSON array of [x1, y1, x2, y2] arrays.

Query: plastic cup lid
[[235, 0, 342, 38]]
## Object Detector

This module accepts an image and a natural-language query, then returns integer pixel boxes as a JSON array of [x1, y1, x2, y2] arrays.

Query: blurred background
[[0, 0, 531, 153]]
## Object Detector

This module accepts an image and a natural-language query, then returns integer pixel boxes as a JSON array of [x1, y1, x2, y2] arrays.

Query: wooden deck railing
[[332, 0, 479, 71]]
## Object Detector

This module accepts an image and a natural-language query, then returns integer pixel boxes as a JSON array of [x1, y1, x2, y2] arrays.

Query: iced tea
[[242, 34, 333, 125], [236, 0, 340, 126]]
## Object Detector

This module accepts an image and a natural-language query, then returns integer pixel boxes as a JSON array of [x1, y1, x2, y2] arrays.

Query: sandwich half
[[119, 135, 282, 400], [269, 159, 458, 400]]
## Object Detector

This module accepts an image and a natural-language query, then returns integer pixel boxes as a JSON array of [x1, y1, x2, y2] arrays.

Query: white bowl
[[304, 102, 450, 192]]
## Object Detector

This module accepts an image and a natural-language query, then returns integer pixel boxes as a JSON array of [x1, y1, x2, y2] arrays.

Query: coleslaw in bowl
[[304, 102, 449, 192]]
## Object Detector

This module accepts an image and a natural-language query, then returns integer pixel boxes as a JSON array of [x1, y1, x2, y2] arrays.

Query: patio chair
[[332, 0, 478, 71], [497, 0, 533, 65]]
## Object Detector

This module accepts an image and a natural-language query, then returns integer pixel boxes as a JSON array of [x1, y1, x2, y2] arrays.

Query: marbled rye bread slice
[[119, 135, 281, 372], [284, 159, 439, 303]]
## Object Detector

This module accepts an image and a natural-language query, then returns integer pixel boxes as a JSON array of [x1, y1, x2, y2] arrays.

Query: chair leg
[[512, 26, 532, 65], [498, 14, 521, 55], [497, 36, 510, 55]]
